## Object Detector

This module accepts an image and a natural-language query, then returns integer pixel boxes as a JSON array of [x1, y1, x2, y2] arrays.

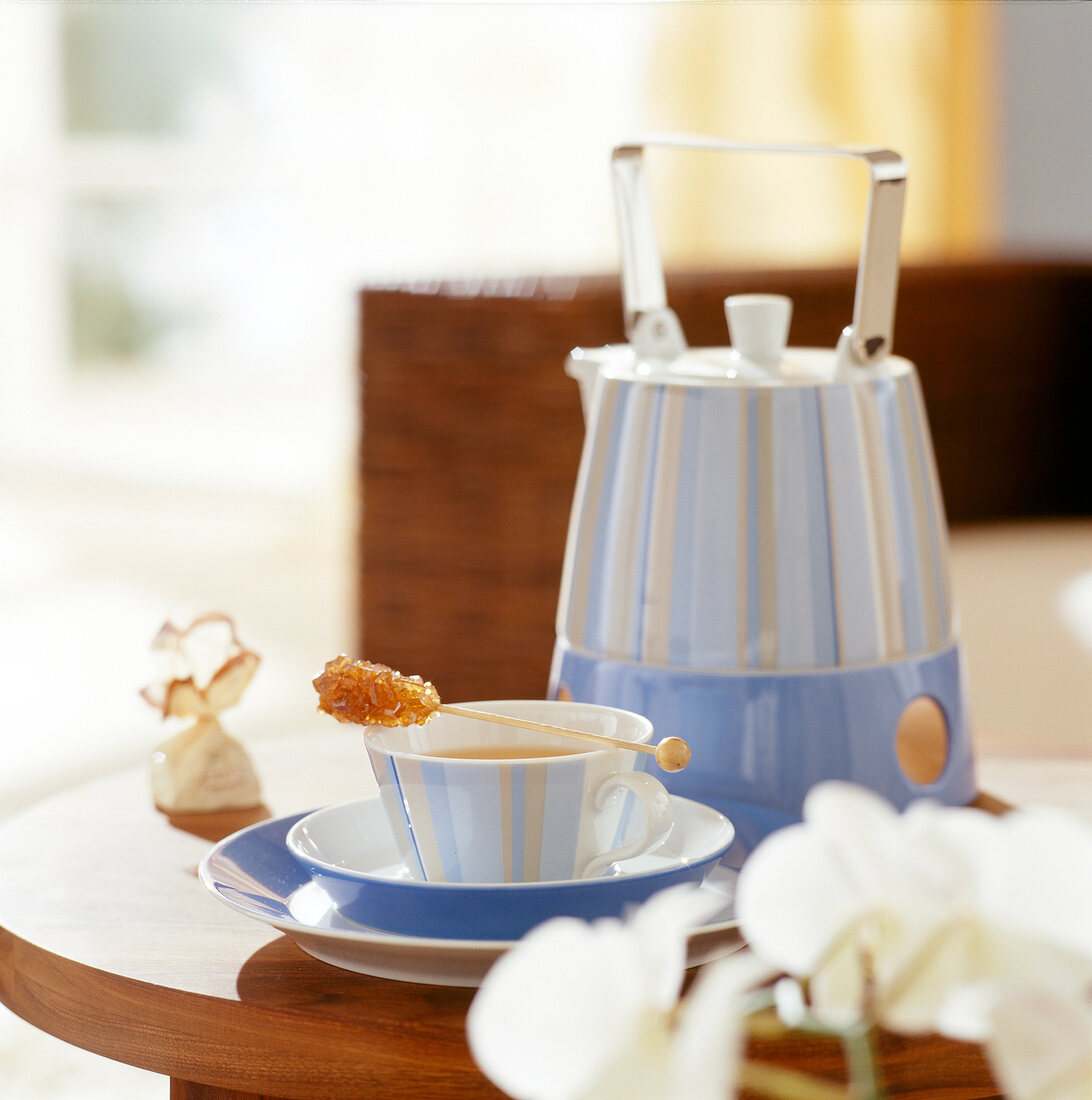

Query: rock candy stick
[[313, 656, 440, 727], [312, 656, 690, 772]]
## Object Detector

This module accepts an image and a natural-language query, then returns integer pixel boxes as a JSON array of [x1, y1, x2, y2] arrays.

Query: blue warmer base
[[551, 642, 977, 848]]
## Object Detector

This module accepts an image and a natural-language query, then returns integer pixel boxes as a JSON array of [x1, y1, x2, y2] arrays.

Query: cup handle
[[580, 772, 674, 879]]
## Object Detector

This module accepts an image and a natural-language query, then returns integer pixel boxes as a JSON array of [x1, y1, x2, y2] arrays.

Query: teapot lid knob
[[725, 294, 792, 372]]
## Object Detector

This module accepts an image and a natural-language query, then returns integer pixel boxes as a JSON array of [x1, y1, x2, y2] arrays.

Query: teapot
[[550, 137, 975, 850]]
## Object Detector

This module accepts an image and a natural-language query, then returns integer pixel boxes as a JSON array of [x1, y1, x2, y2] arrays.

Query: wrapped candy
[[142, 613, 262, 814]]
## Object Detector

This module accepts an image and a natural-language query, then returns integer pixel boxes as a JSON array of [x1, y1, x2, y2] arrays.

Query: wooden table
[[0, 724, 1036, 1099], [0, 729, 514, 1100], [8, 508, 1092, 1100], [1, 499, 1087, 1099]]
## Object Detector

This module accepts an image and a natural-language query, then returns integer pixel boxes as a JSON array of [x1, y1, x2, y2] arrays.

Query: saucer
[[198, 811, 740, 986], [287, 795, 735, 940]]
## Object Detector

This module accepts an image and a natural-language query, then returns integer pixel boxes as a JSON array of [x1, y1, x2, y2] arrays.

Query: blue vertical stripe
[[874, 378, 926, 653], [639, 386, 687, 663], [744, 388, 763, 669], [773, 388, 815, 668], [372, 750, 425, 879], [629, 387, 665, 658], [510, 764, 526, 882], [607, 786, 635, 855], [606, 756, 647, 856], [419, 759, 461, 883], [445, 763, 505, 883], [689, 388, 743, 666], [802, 387, 838, 666], [820, 386, 880, 665], [907, 376, 949, 636], [538, 757, 586, 881], [583, 385, 635, 653], [668, 389, 703, 665], [563, 383, 620, 651]]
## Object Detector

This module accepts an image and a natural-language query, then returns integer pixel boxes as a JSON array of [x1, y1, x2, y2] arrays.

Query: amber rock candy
[[313, 656, 441, 727]]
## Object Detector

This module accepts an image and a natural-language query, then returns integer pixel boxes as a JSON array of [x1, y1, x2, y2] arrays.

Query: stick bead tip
[[654, 736, 690, 772]]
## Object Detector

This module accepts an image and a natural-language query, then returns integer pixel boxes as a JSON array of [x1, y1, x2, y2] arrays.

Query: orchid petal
[[469, 886, 744, 1100], [802, 780, 899, 835], [572, 1018, 673, 1100], [988, 983, 1092, 1100], [467, 917, 646, 1100], [627, 884, 728, 1011], [989, 809, 1092, 961], [668, 951, 770, 1100], [736, 821, 876, 977], [805, 941, 870, 1030]]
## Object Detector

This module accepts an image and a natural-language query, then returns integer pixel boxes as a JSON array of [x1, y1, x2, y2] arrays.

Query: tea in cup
[[363, 700, 674, 883]]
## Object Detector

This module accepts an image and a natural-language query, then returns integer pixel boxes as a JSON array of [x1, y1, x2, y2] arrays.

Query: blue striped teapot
[[550, 137, 975, 850]]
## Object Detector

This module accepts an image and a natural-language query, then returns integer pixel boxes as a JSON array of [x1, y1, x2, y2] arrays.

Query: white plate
[[199, 811, 741, 986], [286, 795, 735, 940]]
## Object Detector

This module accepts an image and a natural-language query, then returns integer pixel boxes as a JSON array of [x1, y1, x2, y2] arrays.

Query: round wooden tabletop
[[0, 728, 512, 1100], [0, 726, 1009, 1099]]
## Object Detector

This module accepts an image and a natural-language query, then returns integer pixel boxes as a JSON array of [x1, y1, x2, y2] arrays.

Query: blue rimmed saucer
[[286, 795, 734, 940], [199, 810, 740, 985]]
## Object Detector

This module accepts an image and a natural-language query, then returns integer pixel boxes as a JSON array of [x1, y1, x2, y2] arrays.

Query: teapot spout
[[564, 349, 600, 423]]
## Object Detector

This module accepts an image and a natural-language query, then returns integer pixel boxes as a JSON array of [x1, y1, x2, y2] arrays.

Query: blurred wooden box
[[357, 262, 1092, 703]]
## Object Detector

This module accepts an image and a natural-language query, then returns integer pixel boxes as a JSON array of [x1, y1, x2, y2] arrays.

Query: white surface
[[0, 469, 354, 820], [950, 519, 1092, 759], [999, 4, 1092, 256], [0, 468, 354, 1098]]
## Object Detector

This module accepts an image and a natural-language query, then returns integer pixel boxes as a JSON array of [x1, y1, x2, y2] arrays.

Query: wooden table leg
[[170, 1080, 286, 1100]]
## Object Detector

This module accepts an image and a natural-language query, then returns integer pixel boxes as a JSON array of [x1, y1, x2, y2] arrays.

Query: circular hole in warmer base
[[895, 696, 950, 785]]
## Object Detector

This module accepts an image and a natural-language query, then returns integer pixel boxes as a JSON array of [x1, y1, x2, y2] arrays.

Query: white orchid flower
[[913, 801, 1092, 1042], [735, 782, 973, 1032], [948, 803, 1092, 967], [987, 982, 1092, 1100], [470, 780, 1092, 1100], [736, 781, 1092, 1046], [467, 885, 760, 1100]]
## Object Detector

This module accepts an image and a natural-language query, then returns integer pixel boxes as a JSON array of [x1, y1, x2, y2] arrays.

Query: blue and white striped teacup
[[363, 700, 675, 884]]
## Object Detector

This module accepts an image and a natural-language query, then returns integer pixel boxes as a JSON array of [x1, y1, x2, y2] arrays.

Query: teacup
[[363, 700, 675, 883]]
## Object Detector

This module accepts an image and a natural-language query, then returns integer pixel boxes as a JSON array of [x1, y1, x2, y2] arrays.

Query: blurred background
[[0, 3, 1089, 1096]]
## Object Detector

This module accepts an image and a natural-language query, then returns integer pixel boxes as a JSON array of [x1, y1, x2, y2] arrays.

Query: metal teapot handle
[[611, 136, 907, 366]]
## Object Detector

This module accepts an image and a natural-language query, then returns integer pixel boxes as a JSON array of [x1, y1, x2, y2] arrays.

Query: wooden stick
[[437, 704, 690, 772]]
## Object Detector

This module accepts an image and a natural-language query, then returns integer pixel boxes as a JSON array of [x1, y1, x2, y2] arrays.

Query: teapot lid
[[585, 290, 897, 387], [721, 292, 838, 380]]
